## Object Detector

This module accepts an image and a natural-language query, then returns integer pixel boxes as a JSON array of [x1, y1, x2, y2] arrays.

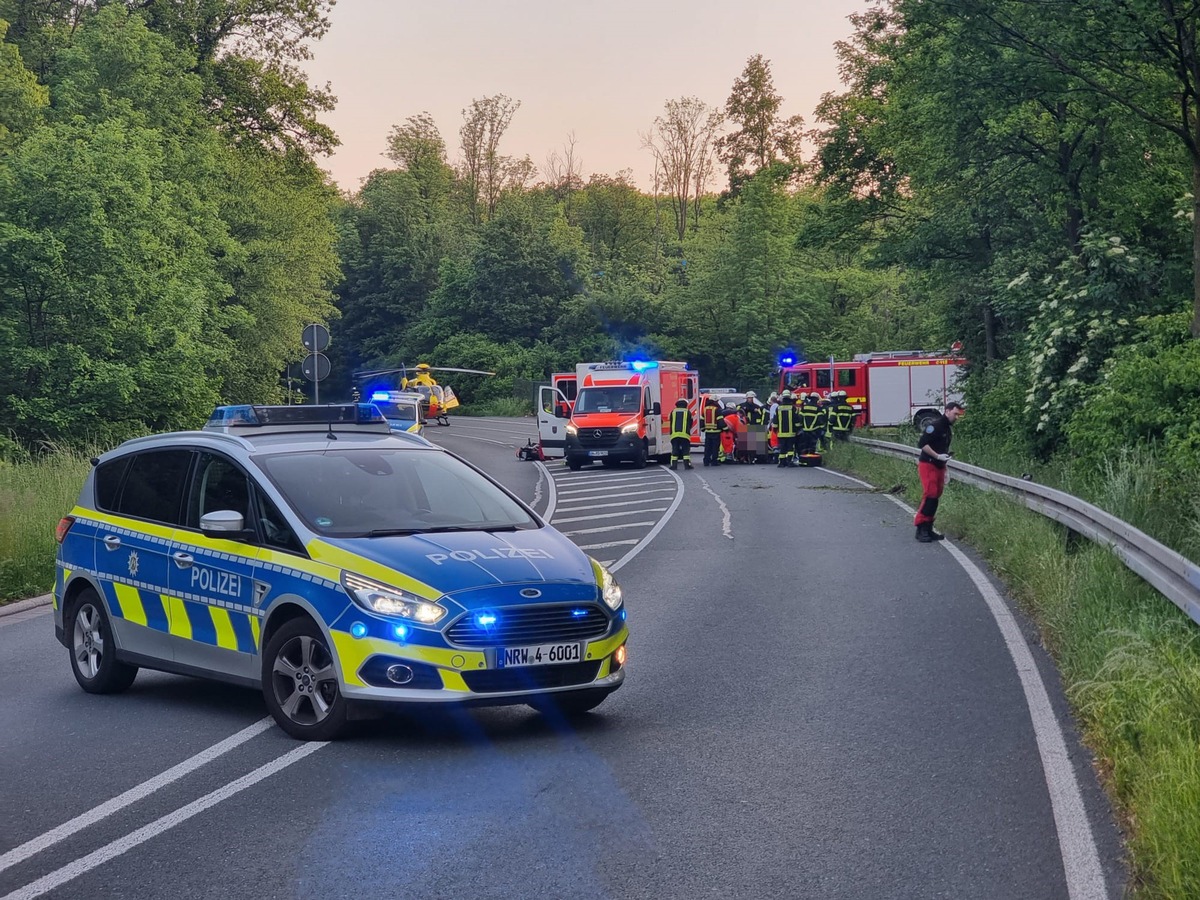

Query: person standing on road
[[775, 392, 799, 467], [702, 396, 725, 467], [915, 401, 965, 542], [669, 398, 694, 471]]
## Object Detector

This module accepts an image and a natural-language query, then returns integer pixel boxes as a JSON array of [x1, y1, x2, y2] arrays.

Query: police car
[[53, 404, 628, 740]]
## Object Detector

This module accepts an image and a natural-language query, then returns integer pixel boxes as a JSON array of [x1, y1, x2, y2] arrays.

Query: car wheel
[[69, 589, 138, 694], [263, 617, 348, 741], [567, 458, 583, 471], [633, 442, 648, 469]]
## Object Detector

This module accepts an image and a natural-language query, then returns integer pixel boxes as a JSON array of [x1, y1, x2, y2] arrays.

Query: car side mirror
[[556, 403, 570, 419], [200, 510, 253, 541], [651, 402, 661, 416]]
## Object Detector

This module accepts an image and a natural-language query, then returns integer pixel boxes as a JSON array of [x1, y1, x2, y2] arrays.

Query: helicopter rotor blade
[[429, 366, 497, 376]]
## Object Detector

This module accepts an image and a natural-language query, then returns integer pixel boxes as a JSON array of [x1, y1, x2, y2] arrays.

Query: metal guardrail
[[852, 436, 1200, 628]]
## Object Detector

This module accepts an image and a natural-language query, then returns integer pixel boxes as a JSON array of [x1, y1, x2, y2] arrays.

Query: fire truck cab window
[[837, 369, 857, 387], [816, 370, 832, 389], [788, 372, 810, 389]]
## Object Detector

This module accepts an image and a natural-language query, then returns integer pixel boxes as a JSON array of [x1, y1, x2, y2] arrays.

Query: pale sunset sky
[[303, 0, 870, 193]]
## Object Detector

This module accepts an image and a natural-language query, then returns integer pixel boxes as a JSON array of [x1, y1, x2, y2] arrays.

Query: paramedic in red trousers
[[915, 401, 965, 542], [702, 396, 725, 466], [669, 398, 694, 471]]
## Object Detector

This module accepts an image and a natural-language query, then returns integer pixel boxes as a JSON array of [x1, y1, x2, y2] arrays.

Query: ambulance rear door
[[537, 385, 569, 458]]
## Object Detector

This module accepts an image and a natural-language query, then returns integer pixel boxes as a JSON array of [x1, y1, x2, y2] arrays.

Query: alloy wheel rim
[[73, 603, 104, 679], [272, 635, 338, 725]]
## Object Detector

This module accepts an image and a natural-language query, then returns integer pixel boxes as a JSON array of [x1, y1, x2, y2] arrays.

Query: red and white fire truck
[[778, 349, 966, 429], [537, 361, 700, 464]]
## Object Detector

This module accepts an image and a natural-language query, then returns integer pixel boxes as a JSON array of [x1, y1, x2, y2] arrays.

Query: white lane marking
[[535, 461, 556, 520], [598, 559, 616, 566], [556, 484, 669, 497], [694, 474, 733, 540], [531, 464, 544, 513], [552, 473, 672, 487], [561, 521, 658, 536], [578, 540, 640, 551], [552, 507, 669, 524], [0, 718, 274, 874], [609, 465, 686, 573], [822, 466, 1107, 900], [435, 433, 512, 446], [551, 496, 677, 513], [0, 740, 328, 900]]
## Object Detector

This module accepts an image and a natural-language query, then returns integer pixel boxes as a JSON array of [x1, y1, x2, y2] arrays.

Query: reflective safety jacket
[[799, 400, 821, 431], [775, 403, 797, 438], [702, 404, 723, 433], [670, 407, 693, 439], [831, 401, 855, 432], [742, 403, 766, 426]]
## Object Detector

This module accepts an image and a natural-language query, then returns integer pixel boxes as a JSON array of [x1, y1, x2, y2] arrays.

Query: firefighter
[[740, 391, 767, 463], [831, 391, 855, 441], [669, 398, 694, 471], [798, 391, 821, 455], [774, 391, 798, 467], [915, 400, 965, 542], [701, 396, 725, 467], [815, 393, 832, 451]]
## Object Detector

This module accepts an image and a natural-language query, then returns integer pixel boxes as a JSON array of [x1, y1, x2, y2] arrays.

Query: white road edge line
[[562, 521, 658, 536], [551, 497, 677, 513], [693, 474, 733, 540], [822, 466, 1107, 900], [0, 717, 275, 875], [534, 461, 556, 520], [0, 740, 328, 900], [609, 466, 686, 574], [578, 540, 640, 550]]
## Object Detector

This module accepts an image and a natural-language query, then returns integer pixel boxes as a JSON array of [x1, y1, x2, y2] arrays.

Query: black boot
[[670, 460, 677, 471], [915, 523, 934, 543], [684, 460, 693, 469], [929, 524, 945, 541]]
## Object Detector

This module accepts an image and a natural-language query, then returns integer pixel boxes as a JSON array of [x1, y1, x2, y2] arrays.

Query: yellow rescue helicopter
[[353, 363, 496, 426]]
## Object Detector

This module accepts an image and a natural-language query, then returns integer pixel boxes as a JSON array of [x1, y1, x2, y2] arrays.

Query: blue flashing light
[[779, 352, 797, 367], [475, 612, 498, 629], [571, 608, 589, 618], [619, 609, 627, 621], [370, 391, 391, 402], [350, 622, 367, 639], [630, 360, 659, 372], [393, 624, 409, 642]]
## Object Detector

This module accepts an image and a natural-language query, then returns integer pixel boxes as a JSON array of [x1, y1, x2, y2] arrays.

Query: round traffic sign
[[301, 352, 331, 382], [302, 323, 330, 352]]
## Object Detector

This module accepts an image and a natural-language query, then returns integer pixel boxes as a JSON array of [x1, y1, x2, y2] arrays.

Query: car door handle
[[102, 535, 121, 551], [172, 552, 194, 569]]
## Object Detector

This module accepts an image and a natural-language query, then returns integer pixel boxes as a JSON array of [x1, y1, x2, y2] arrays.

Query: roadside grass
[[826, 441, 1200, 899], [0, 446, 93, 602]]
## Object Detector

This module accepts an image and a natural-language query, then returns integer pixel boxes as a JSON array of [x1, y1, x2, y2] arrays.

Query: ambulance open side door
[[537, 384, 570, 458]]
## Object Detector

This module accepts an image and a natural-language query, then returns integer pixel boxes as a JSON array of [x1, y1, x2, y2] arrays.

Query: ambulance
[[539, 361, 699, 468], [778, 348, 966, 429]]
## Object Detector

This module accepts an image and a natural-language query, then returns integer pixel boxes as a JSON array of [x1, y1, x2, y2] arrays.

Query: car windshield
[[573, 387, 642, 414], [254, 448, 538, 537], [376, 401, 418, 422]]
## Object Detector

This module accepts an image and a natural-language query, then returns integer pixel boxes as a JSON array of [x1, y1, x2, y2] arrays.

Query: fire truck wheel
[[914, 410, 939, 432]]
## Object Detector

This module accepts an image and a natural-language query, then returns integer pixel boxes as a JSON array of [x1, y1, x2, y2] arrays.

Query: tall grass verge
[[827, 441, 1200, 898], [0, 446, 94, 602]]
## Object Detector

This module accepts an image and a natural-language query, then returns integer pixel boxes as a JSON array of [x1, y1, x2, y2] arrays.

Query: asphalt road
[[0, 418, 1127, 899]]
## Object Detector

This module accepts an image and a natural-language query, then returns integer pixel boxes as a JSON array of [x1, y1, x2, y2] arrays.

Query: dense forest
[[1, 0, 1197, 506]]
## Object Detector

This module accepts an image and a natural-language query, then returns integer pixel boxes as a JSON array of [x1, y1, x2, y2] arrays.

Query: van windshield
[[573, 387, 642, 414]]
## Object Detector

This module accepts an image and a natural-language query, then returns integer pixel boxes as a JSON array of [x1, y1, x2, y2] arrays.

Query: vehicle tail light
[[55, 516, 76, 544]]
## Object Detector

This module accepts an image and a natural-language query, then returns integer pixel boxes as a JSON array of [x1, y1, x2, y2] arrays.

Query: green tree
[[717, 54, 804, 195]]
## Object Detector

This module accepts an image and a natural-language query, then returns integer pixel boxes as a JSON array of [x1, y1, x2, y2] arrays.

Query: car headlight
[[341, 572, 446, 624], [621, 422, 640, 434], [596, 563, 623, 611], [565, 423, 578, 436]]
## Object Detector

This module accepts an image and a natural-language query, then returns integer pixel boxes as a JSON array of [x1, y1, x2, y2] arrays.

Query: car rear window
[[116, 450, 192, 525], [254, 448, 538, 538], [93, 457, 129, 512]]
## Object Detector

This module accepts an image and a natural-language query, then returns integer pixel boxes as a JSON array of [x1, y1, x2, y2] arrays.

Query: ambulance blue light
[[350, 622, 367, 639], [630, 360, 658, 372], [370, 391, 391, 402], [393, 624, 409, 642], [475, 612, 497, 628], [571, 608, 588, 618], [620, 609, 627, 621]]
